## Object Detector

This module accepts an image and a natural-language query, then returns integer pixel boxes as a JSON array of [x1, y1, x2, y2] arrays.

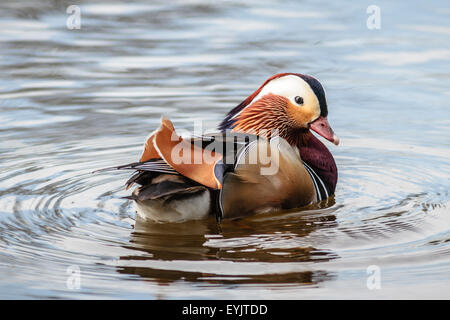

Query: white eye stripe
[[253, 75, 310, 105], [230, 75, 319, 120]]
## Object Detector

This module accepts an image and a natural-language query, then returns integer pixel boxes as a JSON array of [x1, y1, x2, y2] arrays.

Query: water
[[0, 0, 449, 299]]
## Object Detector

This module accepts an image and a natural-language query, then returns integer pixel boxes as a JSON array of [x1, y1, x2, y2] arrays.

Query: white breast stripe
[[218, 187, 224, 220], [303, 161, 329, 201], [235, 139, 258, 168], [311, 166, 329, 199], [303, 162, 321, 201]]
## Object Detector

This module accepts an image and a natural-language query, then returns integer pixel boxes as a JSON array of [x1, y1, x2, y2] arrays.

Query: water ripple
[[0, 0, 449, 299]]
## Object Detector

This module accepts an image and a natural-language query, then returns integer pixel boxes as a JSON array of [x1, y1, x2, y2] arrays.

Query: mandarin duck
[[98, 73, 339, 222]]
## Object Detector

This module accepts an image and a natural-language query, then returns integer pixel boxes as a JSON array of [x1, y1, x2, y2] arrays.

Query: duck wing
[[219, 136, 317, 219], [95, 118, 229, 190]]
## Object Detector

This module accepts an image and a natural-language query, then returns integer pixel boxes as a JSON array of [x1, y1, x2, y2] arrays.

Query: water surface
[[0, 0, 449, 299]]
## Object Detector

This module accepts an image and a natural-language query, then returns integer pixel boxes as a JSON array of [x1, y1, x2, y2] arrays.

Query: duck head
[[219, 73, 339, 146]]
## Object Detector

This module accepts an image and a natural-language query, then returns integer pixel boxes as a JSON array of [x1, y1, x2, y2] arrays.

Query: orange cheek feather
[[286, 101, 316, 128], [232, 94, 289, 134]]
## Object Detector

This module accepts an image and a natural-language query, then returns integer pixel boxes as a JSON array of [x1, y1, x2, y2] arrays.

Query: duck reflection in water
[[117, 199, 338, 287]]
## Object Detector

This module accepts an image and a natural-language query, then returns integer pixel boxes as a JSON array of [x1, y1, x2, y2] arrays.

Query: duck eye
[[295, 96, 304, 105]]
